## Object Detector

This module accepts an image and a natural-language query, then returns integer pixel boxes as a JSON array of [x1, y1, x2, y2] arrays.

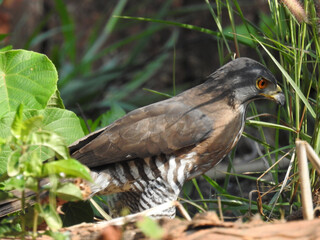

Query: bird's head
[[205, 58, 285, 108]]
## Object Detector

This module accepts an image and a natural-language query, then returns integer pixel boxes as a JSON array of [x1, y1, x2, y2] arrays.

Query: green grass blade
[[192, 178, 208, 210], [203, 175, 227, 194], [115, 15, 255, 47], [83, 0, 128, 62], [53, 0, 76, 62], [205, 0, 232, 56], [246, 120, 296, 133], [254, 36, 316, 118], [116, 15, 219, 35], [143, 88, 172, 98]]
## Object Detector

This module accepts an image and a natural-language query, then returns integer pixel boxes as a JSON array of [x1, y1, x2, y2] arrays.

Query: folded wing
[[70, 98, 214, 168]]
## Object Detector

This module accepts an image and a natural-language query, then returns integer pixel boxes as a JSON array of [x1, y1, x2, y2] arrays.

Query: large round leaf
[[0, 50, 57, 116], [24, 108, 85, 145]]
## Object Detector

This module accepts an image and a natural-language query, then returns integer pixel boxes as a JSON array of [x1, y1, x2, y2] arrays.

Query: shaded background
[[0, 0, 272, 116]]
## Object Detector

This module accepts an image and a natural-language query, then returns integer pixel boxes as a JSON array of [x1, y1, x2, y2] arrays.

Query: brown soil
[[31, 212, 319, 240]]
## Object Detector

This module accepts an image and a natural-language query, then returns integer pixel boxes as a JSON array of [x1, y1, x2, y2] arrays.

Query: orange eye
[[256, 78, 269, 90]]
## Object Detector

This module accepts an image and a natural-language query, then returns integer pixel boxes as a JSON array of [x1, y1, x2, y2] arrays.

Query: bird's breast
[[185, 105, 245, 178]]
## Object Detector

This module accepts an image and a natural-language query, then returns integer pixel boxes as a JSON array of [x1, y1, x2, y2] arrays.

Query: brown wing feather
[[71, 97, 214, 168]]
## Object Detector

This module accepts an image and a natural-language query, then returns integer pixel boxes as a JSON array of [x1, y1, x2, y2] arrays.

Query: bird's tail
[[0, 178, 92, 218], [0, 189, 36, 217], [0, 178, 51, 218]]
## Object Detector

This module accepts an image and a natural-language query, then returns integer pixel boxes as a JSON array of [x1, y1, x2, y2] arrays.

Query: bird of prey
[[69, 57, 285, 218], [0, 57, 285, 218]]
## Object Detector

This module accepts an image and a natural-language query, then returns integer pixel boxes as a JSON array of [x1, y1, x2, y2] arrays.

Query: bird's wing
[[70, 98, 213, 168]]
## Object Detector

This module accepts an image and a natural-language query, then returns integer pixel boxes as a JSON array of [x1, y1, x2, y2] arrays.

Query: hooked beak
[[259, 85, 285, 106]]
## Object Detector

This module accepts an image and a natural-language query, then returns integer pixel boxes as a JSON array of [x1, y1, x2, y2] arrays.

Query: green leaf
[[0, 50, 58, 116], [34, 108, 84, 145], [90, 115, 102, 132], [39, 204, 62, 231], [30, 130, 69, 159], [2, 175, 26, 191], [11, 105, 44, 141], [47, 89, 65, 109], [7, 150, 21, 177], [0, 45, 12, 52], [79, 118, 91, 135], [56, 182, 83, 201], [0, 108, 84, 175], [0, 144, 12, 177], [23, 151, 42, 177], [136, 217, 164, 240], [25, 176, 38, 191], [0, 217, 21, 236], [100, 104, 126, 126], [10, 104, 23, 139], [43, 159, 92, 181], [0, 137, 6, 148], [21, 115, 44, 140], [0, 112, 14, 139]]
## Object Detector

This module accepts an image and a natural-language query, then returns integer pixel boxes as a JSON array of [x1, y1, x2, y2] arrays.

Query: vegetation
[[0, 50, 91, 238], [0, 0, 319, 238]]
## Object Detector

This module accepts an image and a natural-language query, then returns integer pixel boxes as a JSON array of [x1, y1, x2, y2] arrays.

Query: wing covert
[[71, 98, 213, 168]]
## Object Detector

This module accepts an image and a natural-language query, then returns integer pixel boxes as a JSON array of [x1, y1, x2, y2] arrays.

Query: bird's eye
[[256, 78, 269, 90]]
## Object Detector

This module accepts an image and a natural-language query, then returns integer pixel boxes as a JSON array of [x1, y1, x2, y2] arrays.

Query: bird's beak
[[259, 85, 285, 106]]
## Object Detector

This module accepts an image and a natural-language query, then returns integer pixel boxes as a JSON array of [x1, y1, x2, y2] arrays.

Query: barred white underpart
[[138, 178, 178, 214], [138, 179, 148, 188], [178, 151, 197, 183], [115, 163, 127, 184], [152, 187, 169, 202], [156, 178, 170, 191], [128, 161, 140, 179], [143, 158, 155, 179], [156, 180, 172, 199], [143, 191, 159, 207], [140, 194, 152, 209], [167, 156, 180, 195], [111, 177, 120, 187], [177, 159, 188, 186], [133, 181, 144, 192], [185, 151, 197, 160], [155, 157, 166, 179], [90, 171, 111, 194]]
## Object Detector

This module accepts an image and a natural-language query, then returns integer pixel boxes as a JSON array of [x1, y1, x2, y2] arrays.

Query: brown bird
[[0, 57, 284, 218], [69, 57, 285, 218]]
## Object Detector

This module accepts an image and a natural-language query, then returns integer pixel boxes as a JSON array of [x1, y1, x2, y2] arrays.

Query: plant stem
[[32, 180, 40, 239], [21, 189, 26, 240]]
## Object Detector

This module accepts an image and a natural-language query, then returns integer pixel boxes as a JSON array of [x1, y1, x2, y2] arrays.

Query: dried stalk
[[296, 139, 314, 220]]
